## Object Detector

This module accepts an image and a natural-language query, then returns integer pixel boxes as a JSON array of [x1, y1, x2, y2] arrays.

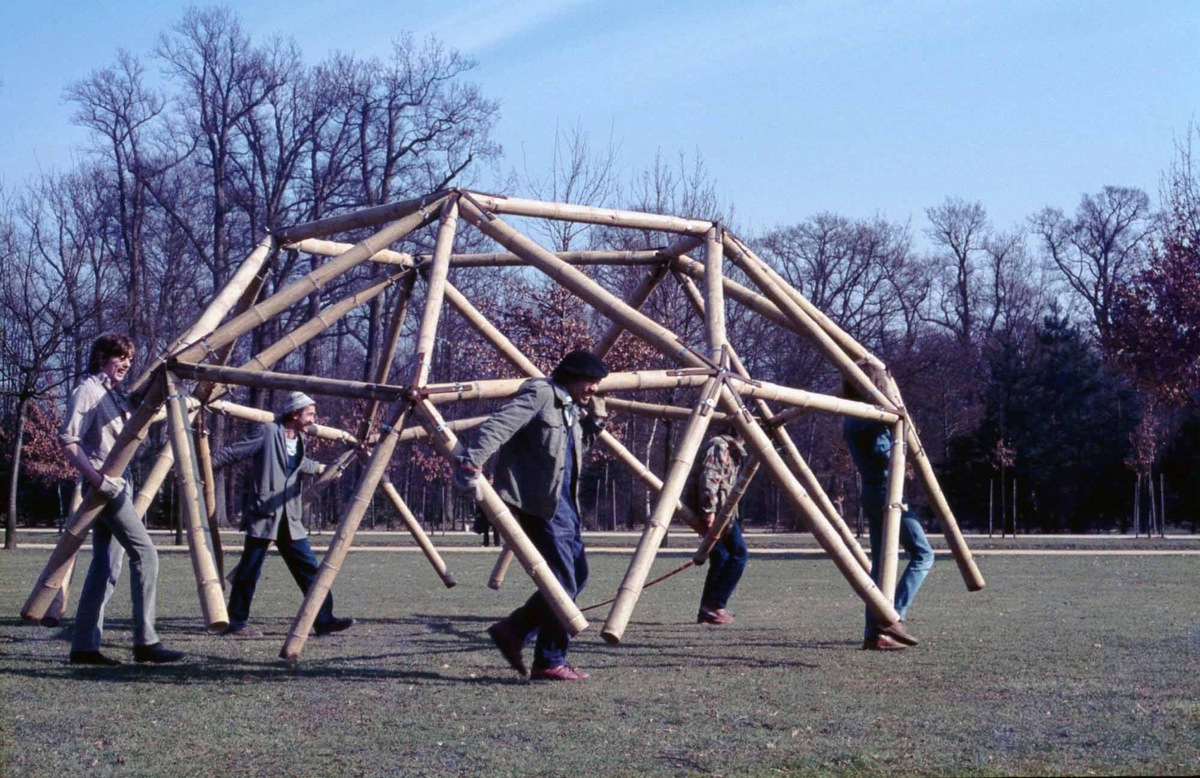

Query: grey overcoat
[[211, 421, 322, 540]]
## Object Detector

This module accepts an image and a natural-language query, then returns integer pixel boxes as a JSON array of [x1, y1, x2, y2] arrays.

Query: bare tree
[[1031, 186, 1156, 356]]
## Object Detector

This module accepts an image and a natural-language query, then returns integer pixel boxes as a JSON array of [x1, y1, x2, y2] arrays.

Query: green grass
[[1, 545, 1198, 776]]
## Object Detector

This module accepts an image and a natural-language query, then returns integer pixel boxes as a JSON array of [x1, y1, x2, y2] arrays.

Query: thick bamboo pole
[[487, 546, 514, 590], [281, 402, 412, 662], [301, 446, 359, 514], [422, 370, 714, 405], [275, 190, 450, 245], [904, 420, 986, 591], [134, 442, 178, 518], [413, 398, 587, 636], [442, 281, 540, 376], [724, 387, 902, 627], [126, 236, 277, 395], [411, 197, 459, 388], [193, 414, 224, 583], [164, 376, 228, 631], [594, 264, 669, 359], [358, 272, 418, 442], [457, 198, 710, 371], [289, 238, 677, 269], [602, 397, 731, 422], [727, 374, 900, 423], [464, 191, 714, 235], [704, 227, 727, 362], [172, 362, 407, 404], [42, 484, 83, 627], [21, 372, 168, 622], [174, 200, 446, 367], [721, 234, 897, 412], [205, 399, 359, 445], [879, 420, 907, 603], [379, 479, 456, 588], [674, 268, 871, 572], [601, 377, 721, 643]]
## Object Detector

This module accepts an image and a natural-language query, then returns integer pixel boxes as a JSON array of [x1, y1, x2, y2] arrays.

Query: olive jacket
[[461, 378, 604, 520]]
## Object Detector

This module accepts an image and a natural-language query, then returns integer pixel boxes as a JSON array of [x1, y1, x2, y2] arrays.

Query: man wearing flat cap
[[456, 349, 609, 681], [210, 391, 354, 638]]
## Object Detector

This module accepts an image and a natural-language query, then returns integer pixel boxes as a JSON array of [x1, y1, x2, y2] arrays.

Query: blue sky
[[2, 0, 1197, 238]]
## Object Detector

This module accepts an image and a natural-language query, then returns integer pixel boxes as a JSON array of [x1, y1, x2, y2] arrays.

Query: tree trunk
[[4, 395, 31, 549]]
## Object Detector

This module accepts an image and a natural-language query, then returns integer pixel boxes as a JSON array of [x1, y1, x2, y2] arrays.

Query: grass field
[[1, 541, 1197, 776]]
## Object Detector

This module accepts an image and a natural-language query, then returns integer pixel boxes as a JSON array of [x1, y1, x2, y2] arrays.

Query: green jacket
[[462, 378, 604, 520]]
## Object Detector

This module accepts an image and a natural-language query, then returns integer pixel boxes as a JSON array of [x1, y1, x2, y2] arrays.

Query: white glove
[[452, 460, 481, 492], [97, 475, 126, 500]]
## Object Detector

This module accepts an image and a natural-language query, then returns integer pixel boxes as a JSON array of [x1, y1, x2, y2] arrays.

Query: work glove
[[97, 475, 126, 500], [452, 459, 481, 493]]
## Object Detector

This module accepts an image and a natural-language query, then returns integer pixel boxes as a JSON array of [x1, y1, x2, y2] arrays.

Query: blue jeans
[[72, 483, 160, 651], [227, 520, 334, 629], [864, 501, 934, 637], [700, 520, 748, 611], [503, 505, 588, 670]]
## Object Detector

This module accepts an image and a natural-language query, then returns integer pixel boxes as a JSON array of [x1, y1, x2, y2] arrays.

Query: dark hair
[[551, 349, 609, 384], [87, 333, 135, 374]]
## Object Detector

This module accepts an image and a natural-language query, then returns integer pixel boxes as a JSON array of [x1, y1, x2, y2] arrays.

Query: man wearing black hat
[[456, 350, 609, 681], [210, 391, 354, 638]]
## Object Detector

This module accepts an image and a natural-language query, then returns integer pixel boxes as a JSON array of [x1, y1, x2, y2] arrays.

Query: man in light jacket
[[211, 391, 354, 638], [456, 350, 608, 681]]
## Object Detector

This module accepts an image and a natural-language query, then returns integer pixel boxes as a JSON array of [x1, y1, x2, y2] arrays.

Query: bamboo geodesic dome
[[21, 189, 985, 663]]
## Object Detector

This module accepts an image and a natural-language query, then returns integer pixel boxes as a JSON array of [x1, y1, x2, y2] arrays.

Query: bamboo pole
[[379, 479, 456, 588], [192, 413, 224, 584], [21, 371, 169, 622], [172, 362, 408, 405], [413, 398, 587, 636], [442, 281, 541, 376], [134, 442, 178, 518], [275, 190, 450, 245], [126, 236, 277, 395], [280, 402, 412, 662], [301, 446, 359, 515], [205, 399, 359, 445], [721, 234, 897, 412], [463, 190, 714, 235], [487, 546, 514, 590], [42, 484, 83, 627], [704, 226, 727, 362], [594, 264, 669, 359], [727, 373, 901, 423], [457, 197, 711, 371], [411, 197, 459, 388], [602, 397, 731, 422], [601, 376, 721, 643], [904, 420, 986, 591], [719, 386, 902, 629], [672, 268, 870, 572], [358, 272, 418, 442], [879, 420, 907, 603], [174, 200, 446, 367], [422, 370, 714, 406], [164, 375, 229, 631], [289, 237, 679, 269]]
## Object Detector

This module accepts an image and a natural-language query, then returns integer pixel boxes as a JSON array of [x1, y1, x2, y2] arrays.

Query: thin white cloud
[[413, 0, 593, 55]]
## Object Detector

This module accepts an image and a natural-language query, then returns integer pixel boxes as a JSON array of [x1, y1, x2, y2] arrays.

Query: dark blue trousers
[[700, 520, 748, 610], [503, 506, 588, 670], [227, 519, 334, 629]]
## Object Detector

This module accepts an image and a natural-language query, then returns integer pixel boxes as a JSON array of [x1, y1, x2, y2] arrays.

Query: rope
[[578, 559, 696, 613]]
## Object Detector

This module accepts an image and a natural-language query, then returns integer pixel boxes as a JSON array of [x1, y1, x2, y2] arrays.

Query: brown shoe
[[879, 620, 919, 646], [697, 607, 735, 625], [487, 621, 528, 678], [862, 634, 907, 651], [221, 624, 264, 639], [530, 664, 588, 681]]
